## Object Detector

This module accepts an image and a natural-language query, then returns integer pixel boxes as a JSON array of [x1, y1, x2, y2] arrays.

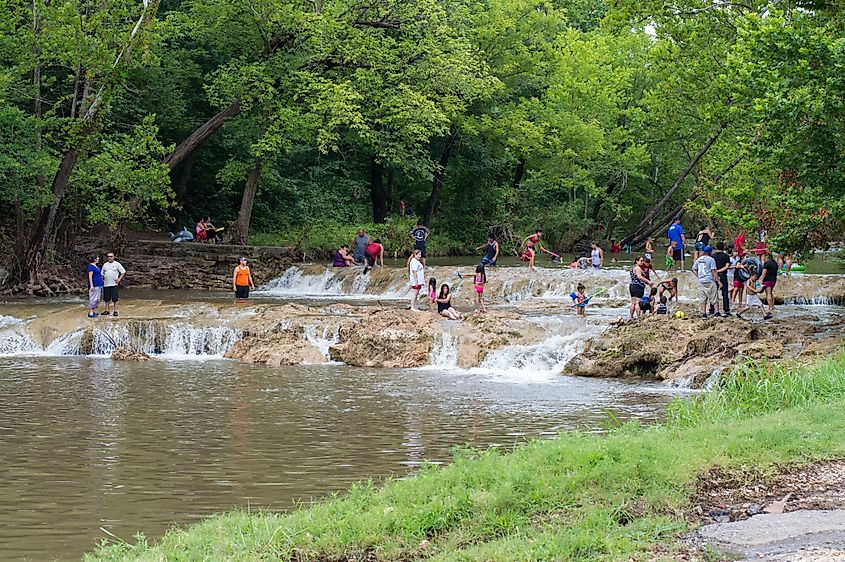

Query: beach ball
[[675, 311, 685, 319]]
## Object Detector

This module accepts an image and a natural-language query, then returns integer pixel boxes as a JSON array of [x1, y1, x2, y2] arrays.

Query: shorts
[[414, 240, 426, 258], [672, 248, 684, 261], [762, 281, 776, 288], [698, 283, 718, 306], [88, 286, 102, 309], [480, 256, 496, 267], [694, 241, 705, 251], [365, 253, 376, 267], [640, 302, 652, 313], [411, 284, 422, 291], [235, 285, 250, 299], [103, 285, 119, 303], [629, 283, 645, 299], [745, 293, 763, 307], [733, 280, 743, 289], [353, 252, 364, 263], [474, 284, 484, 293]]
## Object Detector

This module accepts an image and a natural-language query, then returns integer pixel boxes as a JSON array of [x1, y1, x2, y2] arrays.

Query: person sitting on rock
[[333, 244, 354, 267], [436, 284, 463, 320], [204, 217, 224, 244], [195, 218, 208, 243]]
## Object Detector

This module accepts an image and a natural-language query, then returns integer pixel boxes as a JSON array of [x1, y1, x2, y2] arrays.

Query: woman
[[694, 225, 714, 260], [87, 255, 104, 318], [521, 229, 543, 271], [629, 256, 655, 320], [590, 241, 604, 269], [195, 218, 208, 243], [332, 244, 354, 267], [436, 284, 463, 320], [657, 277, 679, 305], [204, 217, 224, 244]]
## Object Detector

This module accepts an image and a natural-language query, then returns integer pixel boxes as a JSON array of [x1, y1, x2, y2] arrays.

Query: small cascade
[[427, 328, 459, 368], [701, 369, 722, 391], [260, 266, 347, 296], [0, 329, 40, 355], [303, 325, 341, 361], [667, 368, 722, 390], [477, 332, 595, 380], [783, 295, 845, 306], [160, 324, 242, 357]]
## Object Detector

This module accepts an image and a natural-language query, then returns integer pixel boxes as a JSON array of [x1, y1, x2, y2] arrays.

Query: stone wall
[[119, 240, 297, 290]]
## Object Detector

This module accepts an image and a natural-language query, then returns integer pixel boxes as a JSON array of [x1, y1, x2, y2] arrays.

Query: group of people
[[85, 253, 127, 318], [195, 217, 224, 244]]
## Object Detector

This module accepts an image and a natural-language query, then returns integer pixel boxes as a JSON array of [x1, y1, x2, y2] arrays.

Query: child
[[571, 283, 588, 316], [656, 296, 668, 315], [736, 273, 766, 320], [639, 287, 657, 315], [645, 237, 654, 261], [428, 277, 438, 308], [665, 242, 675, 270], [472, 265, 487, 313], [436, 284, 463, 320]]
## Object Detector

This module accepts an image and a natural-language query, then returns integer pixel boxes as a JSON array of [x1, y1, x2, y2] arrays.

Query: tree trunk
[[165, 101, 241, 169], [422, 124, 458, 227], [232, 157, 265, 245], [174, 149, 197, 204], [513, 157, 525, 189], [386, 168, 395, 215], [621, 126, 725, 247], [370, 159, 388, 223]]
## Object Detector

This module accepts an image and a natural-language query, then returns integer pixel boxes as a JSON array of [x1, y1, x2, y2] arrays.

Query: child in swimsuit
[[571, 283, 588, 316], [473, 265, 487, 313], [428, 277, 437, 308]]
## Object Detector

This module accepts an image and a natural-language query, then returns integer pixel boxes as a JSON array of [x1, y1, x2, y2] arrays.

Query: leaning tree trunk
[[164, 100, 241, 170], [231, 157, 265, 245], [422, 124, 458, 227], [370, 159, 388, 223]]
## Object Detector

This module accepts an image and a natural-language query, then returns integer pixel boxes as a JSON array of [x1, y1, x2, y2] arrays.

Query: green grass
[[86, 351, 845, 561]]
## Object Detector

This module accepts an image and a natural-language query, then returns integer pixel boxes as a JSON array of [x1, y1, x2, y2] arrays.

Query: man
[[410, 221, 430, 266], [759, 252, 778, 319], [232, 256, 255, 301], [667, 217, 687, 272], [408, 249, 425, 311], [692, 245, 721, 319], [711, 242, 731, 317], [101, 252, 126, 317], [363, 238, 384, 274], [352, 229, 370, 264], [477, 235, 499, 267]]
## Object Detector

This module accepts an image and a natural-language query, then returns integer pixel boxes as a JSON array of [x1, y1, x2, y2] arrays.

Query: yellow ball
[[675, 310, 685, 319]]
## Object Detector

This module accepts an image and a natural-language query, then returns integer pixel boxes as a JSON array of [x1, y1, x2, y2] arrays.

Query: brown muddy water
[[0, 356, 677, 560]]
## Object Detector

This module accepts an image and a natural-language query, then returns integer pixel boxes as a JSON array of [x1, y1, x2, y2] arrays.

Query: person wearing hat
[[691, 245, 721, 319]]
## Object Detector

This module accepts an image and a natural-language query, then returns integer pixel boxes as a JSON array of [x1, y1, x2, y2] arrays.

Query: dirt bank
[[564, 311, 845, 385]]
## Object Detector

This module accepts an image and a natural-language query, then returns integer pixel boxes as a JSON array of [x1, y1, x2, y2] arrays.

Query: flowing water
[[2, 262, 843, 560]]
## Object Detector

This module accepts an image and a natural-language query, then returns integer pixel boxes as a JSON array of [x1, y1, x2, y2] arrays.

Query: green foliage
[[86, 350, 845, 561]]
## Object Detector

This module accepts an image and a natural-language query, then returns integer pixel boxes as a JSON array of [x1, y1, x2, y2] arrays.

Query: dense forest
[[1, 0, 843, 288]]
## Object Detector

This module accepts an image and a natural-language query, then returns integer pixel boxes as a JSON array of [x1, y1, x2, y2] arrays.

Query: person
[[572, 283, 588, 316], [408, 249, 425, 312], [610, 239, 622, 254], [87, 256, 103, 318], [101, 251, 126, 317], [712, 242, 732, 317], [657, 277, 679, 306], [665, 242, 674, 270], [478, 235, 499, 267], [692, 245, 721, 319], [352, 229, 370, 264], [629, 256, 654, 320], [759, 252, 778, 319], [590, 241, 604, 269], [667, 217, 687, 272], [640, 287, 657, 315], [195, 218, 208, 243], [733, 231, 747, 257], [204, 217, 224, 244], [436, 284, 463, 320], [363, 238, 384, 274], [428, 277, 438, 308], [333, 244, 354, 267], [521, 229, 544, 271], [232, 256, 255, 301], [736, 272, 766, 320], [641, 257, 654, 281], [472, 265, 487, 313], [728, 248, 741, 304], [409, 221, 430, 266], [656, 296, 668, 315], [775, 250, 793, 273], [694, 225, 714, 260], [645, 238, 654, 261], [399, 199, 406, 217]]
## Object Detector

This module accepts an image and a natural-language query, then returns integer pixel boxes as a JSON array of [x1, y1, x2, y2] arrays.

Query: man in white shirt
[[408, 249, 425, 312], [101, 252, 127, 317], [691, 245, 721, 319]]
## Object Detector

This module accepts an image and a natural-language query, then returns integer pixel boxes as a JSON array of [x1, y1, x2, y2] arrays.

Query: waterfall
[[303, 325, 341, 362], [477, 331, 598, 381], [783, 296, 845, 306], [427, 328, 459, 368]]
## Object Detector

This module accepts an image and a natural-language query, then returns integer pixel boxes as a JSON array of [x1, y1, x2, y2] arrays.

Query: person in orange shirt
[[232, 256, 255, 301]]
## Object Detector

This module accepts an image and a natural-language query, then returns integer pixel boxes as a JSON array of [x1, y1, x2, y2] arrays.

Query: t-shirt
[[693, 255, 716, 284], [354, 234, 369, 256], [667, 223, 685, 250], [366, 242, 382, 257], [712, 251, 730, 276], [87, 264, 103, 288], [762, 259, 778, 283], [101, 261, 126, 287], [409, 257, 424, 286], [411, 226, 429, 242], [728, 256, 740, 279]]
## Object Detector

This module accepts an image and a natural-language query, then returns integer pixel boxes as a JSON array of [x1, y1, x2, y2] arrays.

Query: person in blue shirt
[[86, 255, 104, 318], [667, 217, 687, 272]]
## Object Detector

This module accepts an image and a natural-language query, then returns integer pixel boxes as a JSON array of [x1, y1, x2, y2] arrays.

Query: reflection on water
[[0, 357, 675, 560]]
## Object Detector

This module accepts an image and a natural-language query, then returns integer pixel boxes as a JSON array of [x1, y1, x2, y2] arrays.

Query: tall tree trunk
[[370, 159, 388, 223], [386, 168, 395, 215], [513, 157, 525, 189], [165, 100, 241, 169], [422, 124, 458, 227], [232, 157, 265, 245], [621, 126, 725, 247], [174, 150, 197, 205]]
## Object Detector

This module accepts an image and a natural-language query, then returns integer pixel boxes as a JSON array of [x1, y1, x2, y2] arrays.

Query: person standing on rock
[[408, 249, 425, 312], [667, 217, 687, 272], [629, 256, 654, 320], [410, 221, 430, 266], [712, 242, 732, 317], [233, 256, 255, 302], [86, 256, 104, 318], [590, 241, 604, 269], [692, 245, 721, 319], [101, 252, 126, 317], [352, 229, 370, 265], [759, 252, 778, 319]]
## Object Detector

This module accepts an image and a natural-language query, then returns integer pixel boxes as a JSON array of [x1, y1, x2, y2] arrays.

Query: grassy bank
[[87, 351, 845, 561]]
